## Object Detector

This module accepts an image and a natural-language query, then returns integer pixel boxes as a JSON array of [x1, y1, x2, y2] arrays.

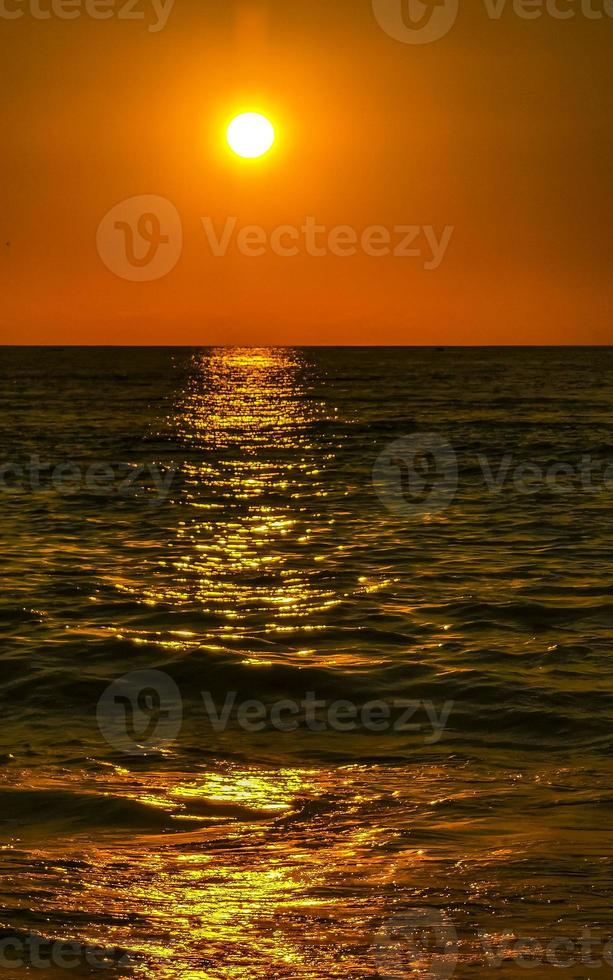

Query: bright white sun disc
[[227, 112, 275, 159]]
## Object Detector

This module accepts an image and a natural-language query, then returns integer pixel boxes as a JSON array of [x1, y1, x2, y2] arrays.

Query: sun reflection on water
[[116, 348, 348, 650], [101, 347, 392, 672], [34, 349, 408, 977], [11, 762, 407, 980]]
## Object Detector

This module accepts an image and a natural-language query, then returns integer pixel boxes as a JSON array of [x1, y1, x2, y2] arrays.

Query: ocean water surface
[[0, 346, 612, 978]]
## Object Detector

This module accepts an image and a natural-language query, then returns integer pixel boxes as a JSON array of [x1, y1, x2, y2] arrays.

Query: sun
[[227, 112, 275, 159]]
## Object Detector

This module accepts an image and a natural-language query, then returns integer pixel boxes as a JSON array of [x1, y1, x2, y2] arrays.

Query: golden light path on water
[[163, 347, 336, 624], [15, 762, 445, 980], [109, 347, 386, 666], [54, 348, 401, 978]]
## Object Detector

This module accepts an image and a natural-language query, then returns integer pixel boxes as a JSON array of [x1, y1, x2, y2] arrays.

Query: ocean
[[0, 346, 612, 978]]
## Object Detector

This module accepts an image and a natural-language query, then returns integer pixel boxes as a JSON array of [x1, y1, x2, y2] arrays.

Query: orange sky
[[1, 0, 612, 344]]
